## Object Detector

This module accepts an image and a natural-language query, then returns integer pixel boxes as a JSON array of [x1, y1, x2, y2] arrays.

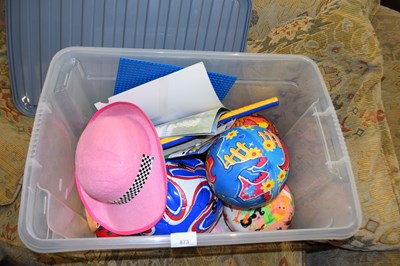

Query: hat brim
[[75, 102, 167, 235]]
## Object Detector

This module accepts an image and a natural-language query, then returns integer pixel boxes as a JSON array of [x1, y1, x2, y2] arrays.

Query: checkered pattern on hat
[[111, 154, 154, 205]]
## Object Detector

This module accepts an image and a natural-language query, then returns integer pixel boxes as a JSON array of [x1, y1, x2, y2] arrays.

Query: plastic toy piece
[[161, 97, 279, 149]]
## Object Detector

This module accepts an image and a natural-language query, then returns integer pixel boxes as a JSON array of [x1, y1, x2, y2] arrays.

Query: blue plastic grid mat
[[114, 58, 237, 101], [6, 0, 251, 117]]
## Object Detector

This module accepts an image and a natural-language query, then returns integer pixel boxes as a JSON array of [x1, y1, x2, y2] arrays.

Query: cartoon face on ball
[[143, 158, 223, 235], [205, 125, 289, 209], [223, 185, 295, 232]]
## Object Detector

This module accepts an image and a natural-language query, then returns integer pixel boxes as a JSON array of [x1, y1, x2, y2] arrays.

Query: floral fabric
[[373, 6, 400, 173], [0, 0, 33, 206], [248, 0, 400, 251]]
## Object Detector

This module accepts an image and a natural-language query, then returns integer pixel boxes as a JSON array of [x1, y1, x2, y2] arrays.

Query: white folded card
[[95, 62, 224, 127]]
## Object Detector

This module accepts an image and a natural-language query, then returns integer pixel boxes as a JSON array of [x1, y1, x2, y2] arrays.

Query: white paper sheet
[[95, 62, 224, 126]]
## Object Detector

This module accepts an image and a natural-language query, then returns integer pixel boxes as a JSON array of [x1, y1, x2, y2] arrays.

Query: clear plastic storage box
[[18, 47, 362, 253]]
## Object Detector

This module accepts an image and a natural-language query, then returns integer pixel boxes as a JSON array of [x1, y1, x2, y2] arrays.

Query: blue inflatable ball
[[205, 125, 289, 209], [143, 158, 223, 235]]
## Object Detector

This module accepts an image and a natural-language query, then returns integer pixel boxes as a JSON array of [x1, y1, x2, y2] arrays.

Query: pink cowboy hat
[[75, 102, 167, 235]]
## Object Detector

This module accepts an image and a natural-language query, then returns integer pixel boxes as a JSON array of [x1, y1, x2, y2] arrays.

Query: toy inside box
[[18, 47, 362, 253]]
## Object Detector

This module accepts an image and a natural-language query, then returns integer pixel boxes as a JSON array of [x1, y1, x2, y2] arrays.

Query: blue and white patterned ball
[[143, 158, 223, 235], [205, 125, 289, 209]]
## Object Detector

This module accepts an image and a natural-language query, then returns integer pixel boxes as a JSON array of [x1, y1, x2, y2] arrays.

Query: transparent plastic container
[[18, 47, 362, 253]]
